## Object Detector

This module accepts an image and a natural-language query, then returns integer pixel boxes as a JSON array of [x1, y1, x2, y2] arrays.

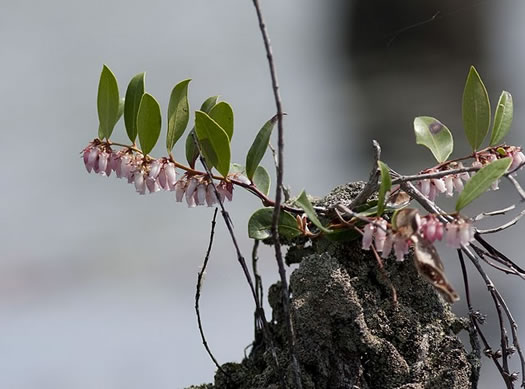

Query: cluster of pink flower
[[361, 214, 474, 261], [417, 162, 470, 201], [82, 140, 233, 207], [417, 146, 525, 201]]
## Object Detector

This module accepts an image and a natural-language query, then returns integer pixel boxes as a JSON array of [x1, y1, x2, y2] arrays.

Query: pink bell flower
[[361, 223, 375, 250]]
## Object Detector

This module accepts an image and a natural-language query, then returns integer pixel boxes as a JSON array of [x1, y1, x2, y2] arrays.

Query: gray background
[[1, 0, 524, 388]]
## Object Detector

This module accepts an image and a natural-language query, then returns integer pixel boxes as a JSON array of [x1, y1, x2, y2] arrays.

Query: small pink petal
[[433, 178, 446, 193], [453, 177, 464, 193], [361, 223, 374, 250], [381, 234, 393, 259], [165, 162, 177, 190], [196, 184, 207, 206], [148, 160, 162, 180], [420, 179, 430, 197], [206, 184, 218, 207], [175, 180, 185, 202], [134, 171, 146, 195], [444, 175, 454, 197], [86, 148, 99, 173]]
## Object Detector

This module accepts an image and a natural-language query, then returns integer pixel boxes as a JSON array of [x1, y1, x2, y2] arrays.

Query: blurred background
[[1, 0, 524, 387]]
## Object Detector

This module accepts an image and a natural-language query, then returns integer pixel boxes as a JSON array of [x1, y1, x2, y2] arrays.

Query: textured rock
[[190, 184, 479, 389]]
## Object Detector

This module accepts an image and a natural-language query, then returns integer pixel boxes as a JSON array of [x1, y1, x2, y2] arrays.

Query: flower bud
[[186, 178, 199, 206], [96, 150, 109, 176], [381, 234, 394, 259], [206, 184, 218, 207], [361, 223, 375, 250], [174, 180, 186, 202], [196, 184, 207, 206], [86, 147, 99, 173], [444, 175, 454, 197], [134, 171, 146, 195], [374, 219, 387, 252], [164, 162, 177, 190]]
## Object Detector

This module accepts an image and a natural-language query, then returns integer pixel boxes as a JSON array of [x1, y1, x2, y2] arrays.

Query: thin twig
[[475, 234, 525, 276], [506, 175, 525, 202], [251, 1, 302, 388], [348, 140, 382, 209], [252, 240, 264, 335], [194, 208, 229, 378], [471, 245, 525, 279], [458, 249, 495, 387], [461, 245, 515, 388], [476, 210, 525, 234], [474, 205, 516, 221], [191, 132, 285, 385], [391, 165, 479, 184]]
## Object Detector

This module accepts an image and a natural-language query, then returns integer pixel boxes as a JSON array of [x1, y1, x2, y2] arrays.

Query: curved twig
[[194, 208, 229, 377], [251, 1, 302, 388]]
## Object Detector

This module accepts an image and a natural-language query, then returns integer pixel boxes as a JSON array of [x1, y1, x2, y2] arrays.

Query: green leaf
[[456, 157, 512, 211], [185, 131, 199, 168], [325, 229, 360, 242], [413, 116, 454, 163], [137, 93, 162, 155], [230, 163, 245, 174], [377, 161, 392, 216], [201, 96, 219, 113], [194, 111, 231, 177], [245, 115, 277, 180], [183, 96, 219, 167], [253, 166, 271, 196], [97, 64, 120, 140], [295, 190, 332, 233], [209, 102, 234, 141], [490, 91, 513, 146], [462, 66, 491, 151], [124, 72, 145, 142], [117, 97, 125, 121], [248, 208, 301, 240], [166, 79, 191, 152]]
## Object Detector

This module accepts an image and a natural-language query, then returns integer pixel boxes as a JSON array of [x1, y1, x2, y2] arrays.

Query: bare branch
[[506, 175, 525, 202], [348, 140, 382, 209], [195, 209, 229, 377], [476, 210, 525, 234], [474, 205, 516, 221], [251, 1, 302, 387], [461, 245, 519, 388]]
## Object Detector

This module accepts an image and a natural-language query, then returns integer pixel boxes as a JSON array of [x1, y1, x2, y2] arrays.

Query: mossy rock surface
[[189, 183, 479, 389]]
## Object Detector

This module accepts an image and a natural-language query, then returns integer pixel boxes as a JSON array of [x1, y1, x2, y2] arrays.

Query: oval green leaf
[[124, 72, 145, 143], [253, 166, 271, 196], [209, 102, 234, 140], [194, 111, 231, 177], [183, 96, 219, 166], [97, 64, 120, 140], [245, 115, 277, 180], [137, 93, 162, 155], [248, 208, 301, 240], [295, 190, 332, 233], [456, 157, 512, 211], [462, 66, 491, 151], [377, 161, 392, 216], [201, 96, 219, 113], [117, 97, 125, 121], [185, 130, 199, 168], [414, 116, 454, 163], [490, 91, 513, 146], [166, 79, 191, 152]]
